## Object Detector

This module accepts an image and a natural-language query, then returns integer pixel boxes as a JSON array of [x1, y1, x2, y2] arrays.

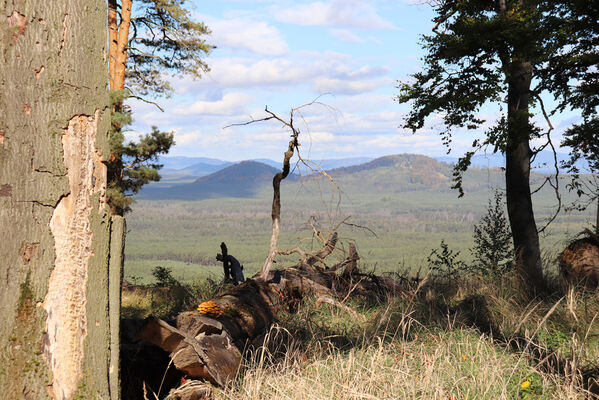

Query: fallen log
[[134, 241, 407, 391]]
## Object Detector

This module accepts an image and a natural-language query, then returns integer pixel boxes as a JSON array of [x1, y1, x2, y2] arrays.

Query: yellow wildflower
[[521, 380, 531, 390]]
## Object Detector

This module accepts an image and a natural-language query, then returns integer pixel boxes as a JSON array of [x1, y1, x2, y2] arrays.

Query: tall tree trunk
[[0, 1, 119, 399], [505, 59, 546, 292], [108, 0, 118, 90], [113, 0, 132, 92]]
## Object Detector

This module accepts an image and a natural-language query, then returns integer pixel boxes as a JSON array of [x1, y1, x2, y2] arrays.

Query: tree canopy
[[108, 0, 213, 97], [396, 0, 583, 291], [556, 1, 599, 228]]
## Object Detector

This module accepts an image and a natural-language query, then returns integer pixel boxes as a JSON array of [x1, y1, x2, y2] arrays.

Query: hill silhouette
[[140, 154, 505, 200], [139, 160, 289, 200], [300, 154, 454, 191], [179, 161, 234, 176]]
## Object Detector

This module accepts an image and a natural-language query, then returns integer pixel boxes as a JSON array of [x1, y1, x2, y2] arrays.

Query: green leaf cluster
[[557, 2, 599, 211], [127, 0, 213, 97], [395, 1, 575, 195]]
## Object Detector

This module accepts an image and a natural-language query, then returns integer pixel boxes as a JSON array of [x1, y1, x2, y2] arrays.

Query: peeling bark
[[0, 1, 114, 399], [43, 113, 105, 399]]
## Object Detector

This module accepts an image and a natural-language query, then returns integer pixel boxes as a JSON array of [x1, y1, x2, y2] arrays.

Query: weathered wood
[[137, 317, 242, 386], [0, 1, 113, 398], [109, 216, 126, 400], [166, 381, 213, 400], [559, 231, 599, 289]]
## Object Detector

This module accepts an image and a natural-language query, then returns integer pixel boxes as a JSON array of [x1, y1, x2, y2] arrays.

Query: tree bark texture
[[0, 1, 118, 399], [505, 59, 545, 290]]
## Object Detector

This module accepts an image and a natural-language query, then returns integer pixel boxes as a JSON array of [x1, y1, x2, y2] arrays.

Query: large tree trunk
[[505, 59, 546, 291], [0, 1, 119, 399], [596, 195, 599, 235]]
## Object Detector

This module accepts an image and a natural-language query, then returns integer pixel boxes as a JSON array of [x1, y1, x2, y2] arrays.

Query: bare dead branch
[[275, 232, 338, 269], [225, 98, 343, 280], [307, 232, 338, 265], [331, 216, 378, 238]]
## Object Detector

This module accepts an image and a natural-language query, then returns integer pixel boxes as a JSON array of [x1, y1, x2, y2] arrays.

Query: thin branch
[[339, 217, 378, 238], [432, 8, 457, 33], [128, 95, 165, 112], [530, 177, 550, 195], [533, 94, 561, 234], [223, 114, 277, 129]]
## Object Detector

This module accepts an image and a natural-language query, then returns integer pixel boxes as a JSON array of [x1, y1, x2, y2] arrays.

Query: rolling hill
[[139, 160, 291, 200], [178, 161, 235, 176], [139, 154, 502, 201]]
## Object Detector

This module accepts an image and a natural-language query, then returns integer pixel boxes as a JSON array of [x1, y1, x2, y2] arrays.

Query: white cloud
[[313, 77, 382, 95], [175, 55, 390, 96], [175, 93, 253, 116], [329, 29, 365, 43], [198, 14, 288, 55], [274, 0, 394, 30], [305, 130, 336, 143]]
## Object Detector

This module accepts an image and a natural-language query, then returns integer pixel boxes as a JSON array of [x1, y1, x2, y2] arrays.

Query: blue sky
[[127, 0, 578, 162]]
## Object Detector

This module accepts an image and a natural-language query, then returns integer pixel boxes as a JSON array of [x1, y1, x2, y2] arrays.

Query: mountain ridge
[[140, 153, 458, 200]]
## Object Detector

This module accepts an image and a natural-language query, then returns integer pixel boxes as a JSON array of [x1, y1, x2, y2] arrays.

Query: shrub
[[151, 266, 179, 287], [471, 191, 514, 276], [427, 240, 466, 278]]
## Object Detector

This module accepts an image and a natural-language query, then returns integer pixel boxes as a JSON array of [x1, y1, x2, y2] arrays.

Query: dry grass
[[209, 275, 599, 400], [123, 271, 599, 399], [213, 327, 586, 400]]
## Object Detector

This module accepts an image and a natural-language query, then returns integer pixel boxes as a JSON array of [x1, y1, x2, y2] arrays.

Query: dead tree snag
[[217, 242, 244, 285]]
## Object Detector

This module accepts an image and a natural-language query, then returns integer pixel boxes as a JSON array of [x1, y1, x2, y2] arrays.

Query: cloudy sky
[[128, 0, 577, 162]]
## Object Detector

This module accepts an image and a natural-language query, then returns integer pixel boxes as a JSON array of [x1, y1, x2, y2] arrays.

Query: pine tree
[[106, 0, 212, 214], [471, 191, 514, 275]]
